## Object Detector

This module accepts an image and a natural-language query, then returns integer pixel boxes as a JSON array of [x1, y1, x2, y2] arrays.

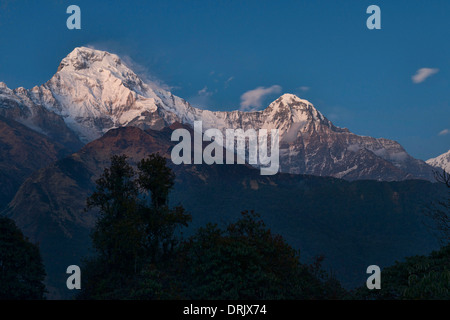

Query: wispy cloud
[[198, 86, 213, 97], [120, 55, 175, 91], [224, 76, 234, 88], [189, 86, 215, 109], [298, 86, 310, 92], [439, 129, 450, 136], [85, 42, 175, 91], [412, 68, 439, 84], [240, 85, 282, 111]]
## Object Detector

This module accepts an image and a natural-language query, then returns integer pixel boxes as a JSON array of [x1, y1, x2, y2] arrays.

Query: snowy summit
[[427, 150, 450, 172], [0, 47, 436, 181]]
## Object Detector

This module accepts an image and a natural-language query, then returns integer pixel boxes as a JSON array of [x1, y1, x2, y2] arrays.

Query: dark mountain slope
[[0, 116, 75, 210], [2, 125, 444, 298]]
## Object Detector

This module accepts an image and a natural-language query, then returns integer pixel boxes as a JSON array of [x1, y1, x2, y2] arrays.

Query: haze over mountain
[[0, 46, 435, 181], [2, 124, 443, 299]]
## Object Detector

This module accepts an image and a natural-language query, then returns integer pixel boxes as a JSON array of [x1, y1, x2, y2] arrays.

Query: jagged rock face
[[270, 96, 432, 181], [0, 116, 72, 209], [0, 47, 435, 181], [427, 150, 450, 172], [0, 83, 83, 151]]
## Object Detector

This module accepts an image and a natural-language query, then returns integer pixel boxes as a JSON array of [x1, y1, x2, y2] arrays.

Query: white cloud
[[189, 86, 216, 109], [439, 129, 450, 136], [224, 76, 234, 88], [198, 86, 213, 97], [298, 86, 310, 92], [240, 85, 282, 111], [412, 68, 439, 84]]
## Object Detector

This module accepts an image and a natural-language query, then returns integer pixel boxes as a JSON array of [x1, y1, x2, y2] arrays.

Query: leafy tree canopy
[[80, 154, 346, 300], [0, 216, 46, 300], [354, 244, 450, 300], [175, 210, 347, 300]]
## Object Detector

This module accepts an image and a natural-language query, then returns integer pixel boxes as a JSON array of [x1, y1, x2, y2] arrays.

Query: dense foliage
[[175, 210, 346, 299], [354, 244, 450, 299], [79, 154, 191, 299], [355, 170, 450, 300], [0, 216, 46, 300], [81, 154, 450, 300], [79, 154, 346, 299], [426, 170, 450, 245]]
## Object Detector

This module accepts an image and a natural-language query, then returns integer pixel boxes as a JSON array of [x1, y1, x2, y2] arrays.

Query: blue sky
[[0, 0, 449, 160]]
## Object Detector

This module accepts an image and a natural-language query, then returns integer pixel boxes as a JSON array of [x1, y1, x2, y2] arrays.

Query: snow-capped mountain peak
[[55, 47, 147, 94], [426, 150, 450, 172], [279, 93, 313, 107], [264, 93, 328, 124], [2, 47, 333, 143], [0, 47, 436, 181], [27, 47, 191, 141], [58, 47, 120, 70]]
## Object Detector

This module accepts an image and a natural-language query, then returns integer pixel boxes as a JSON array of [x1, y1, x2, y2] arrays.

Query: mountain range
[[0, 47, 448, 299], [2, 124, 444, 298], [427, 150, 450, 173], [0, 46, 439, 182]]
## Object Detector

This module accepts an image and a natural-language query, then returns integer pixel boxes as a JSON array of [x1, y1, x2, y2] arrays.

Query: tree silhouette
[[176, 210, 346, 299], [353, 244, 450, 300], [0, 217, 46, 300], [80, 155, 346, 300], [426, 170, 450, 245], [79, 154, 191, 299], [137, 154, 190, 263]]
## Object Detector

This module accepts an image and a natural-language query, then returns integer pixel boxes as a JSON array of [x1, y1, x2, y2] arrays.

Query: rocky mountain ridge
[[0, 46, 435, 181]]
